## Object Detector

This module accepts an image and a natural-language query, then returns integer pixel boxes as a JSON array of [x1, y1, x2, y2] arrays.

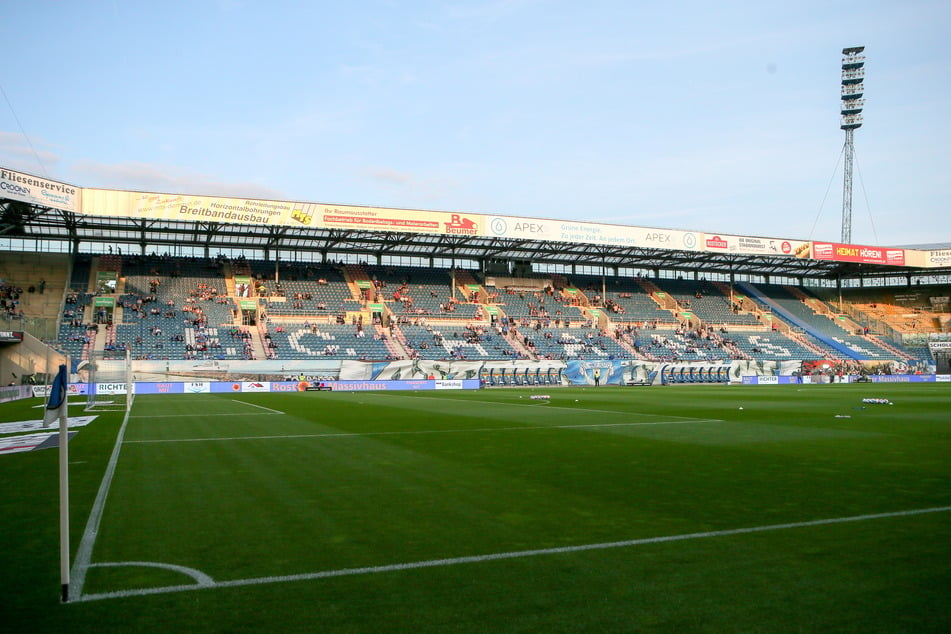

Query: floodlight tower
[[840, 46, 865, 244]]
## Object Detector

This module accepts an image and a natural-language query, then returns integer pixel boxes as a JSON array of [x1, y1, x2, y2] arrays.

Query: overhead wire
[[808, 143, 844, 241], [853, 151, 878, 245], [0, 83, 49, 178]]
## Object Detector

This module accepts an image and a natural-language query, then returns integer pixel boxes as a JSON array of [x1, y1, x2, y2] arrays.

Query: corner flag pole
[[59, 370, 70, 603], [44, 362, 70, 602]]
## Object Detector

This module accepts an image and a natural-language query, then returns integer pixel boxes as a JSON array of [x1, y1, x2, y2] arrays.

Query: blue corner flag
[[43, 364, 68, 428]]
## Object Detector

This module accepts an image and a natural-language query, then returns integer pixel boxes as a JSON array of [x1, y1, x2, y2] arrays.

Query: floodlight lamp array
[[841, 46, 865, 130]]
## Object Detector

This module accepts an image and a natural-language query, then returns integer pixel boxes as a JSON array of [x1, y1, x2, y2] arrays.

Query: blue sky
[[1, 0, 948, 247]]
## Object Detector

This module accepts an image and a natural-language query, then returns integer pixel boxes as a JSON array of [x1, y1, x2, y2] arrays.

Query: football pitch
[[2, 384, 950, 632]]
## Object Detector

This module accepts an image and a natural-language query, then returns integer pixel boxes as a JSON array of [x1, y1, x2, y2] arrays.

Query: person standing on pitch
[[593, 368, 601, 387]]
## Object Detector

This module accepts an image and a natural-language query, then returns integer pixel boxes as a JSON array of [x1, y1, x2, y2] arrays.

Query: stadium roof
[[4, 195, 947, 284], [1, 165, 948, 283]]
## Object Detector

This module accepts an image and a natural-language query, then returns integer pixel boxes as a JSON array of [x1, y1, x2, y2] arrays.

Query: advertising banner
[[740, 376, 809, 385], [68, 177, 925, 266], [485, 215, 702, 252], [82, 189, 304, 227], [321, 207, 482, 236], [867, 374, 936, 383], [700, 233, 809, 258], [129, 380, 480, 394], [81, 188, 485, 237], [926, 249, 951, 268], [812, 241, 906, 266], [0, 167, 80, 212], [95, 382, 128, 395]]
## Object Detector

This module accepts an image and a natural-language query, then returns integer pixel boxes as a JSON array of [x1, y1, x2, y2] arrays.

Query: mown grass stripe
[[76, 505, 951, 603], [122, 417, 725, 444]]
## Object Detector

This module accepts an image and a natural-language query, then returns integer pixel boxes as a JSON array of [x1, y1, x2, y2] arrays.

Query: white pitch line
[[68, 399, 135, 601], [75, 505, 951, 603], [87, 561, 215, 587], [122, 418, 725, 444], [131, 412, 281, 419], [230, 399, 285, 415], [362, 392, 713, 421], [32, 402, 86, 408]]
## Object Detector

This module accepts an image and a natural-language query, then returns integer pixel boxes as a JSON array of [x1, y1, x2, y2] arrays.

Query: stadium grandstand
[[1, 165, 949, 385]]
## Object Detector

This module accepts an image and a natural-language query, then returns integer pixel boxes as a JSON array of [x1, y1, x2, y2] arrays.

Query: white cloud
[[71, 160, 287, 200], [0, 130, 61, 176], [358, 164, 463, 208]]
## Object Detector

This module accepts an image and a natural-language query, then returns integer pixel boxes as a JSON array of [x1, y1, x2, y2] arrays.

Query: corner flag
[[43, 364, 68, 428]]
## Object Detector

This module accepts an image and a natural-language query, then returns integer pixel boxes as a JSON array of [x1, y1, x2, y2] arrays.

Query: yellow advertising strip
[[15, 178, 927, 268], [80, 189, 484, 236], [81, 189, 299, 227]]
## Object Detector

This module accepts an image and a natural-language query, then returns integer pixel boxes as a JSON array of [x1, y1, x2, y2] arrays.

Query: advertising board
[[926, 249, 951, 268], [16, 172, 919, 268], [485, 215, 702, 251], [812, 241, 906, 266], [0, 167, 80, 212], [700, 233, 809, 257]]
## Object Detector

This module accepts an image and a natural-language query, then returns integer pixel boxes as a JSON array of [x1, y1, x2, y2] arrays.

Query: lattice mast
[[840, 46, 865, 244]]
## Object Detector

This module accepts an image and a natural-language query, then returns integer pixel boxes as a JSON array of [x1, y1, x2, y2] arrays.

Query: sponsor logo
[[491, 217, 543, 235], [435, 380, 463, 390], [96, 383, 127, 395], [513, 221, 544, 233], [929, 249, 951, 266], [271, 382, 299, 391], [814, 243, 834, 258], [644, 232, 670, 244], [444, 214, 478, 235], [682, 233, 697, 249], [885, 249, 905, 265], [839, 246, 884, 259], [242, 381, 270, 392], [291, 208, 313, 225], [758, 375, 779, 384], [781, 241, 792, 254], [32, 385, 52, 398], [186, 382, 210, 393], [0, 181, 30, 196], [705, 235, 728, 249]]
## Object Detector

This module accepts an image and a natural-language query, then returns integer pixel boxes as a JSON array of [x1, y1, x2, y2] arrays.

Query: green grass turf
[[1, 384, 949, 632]]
